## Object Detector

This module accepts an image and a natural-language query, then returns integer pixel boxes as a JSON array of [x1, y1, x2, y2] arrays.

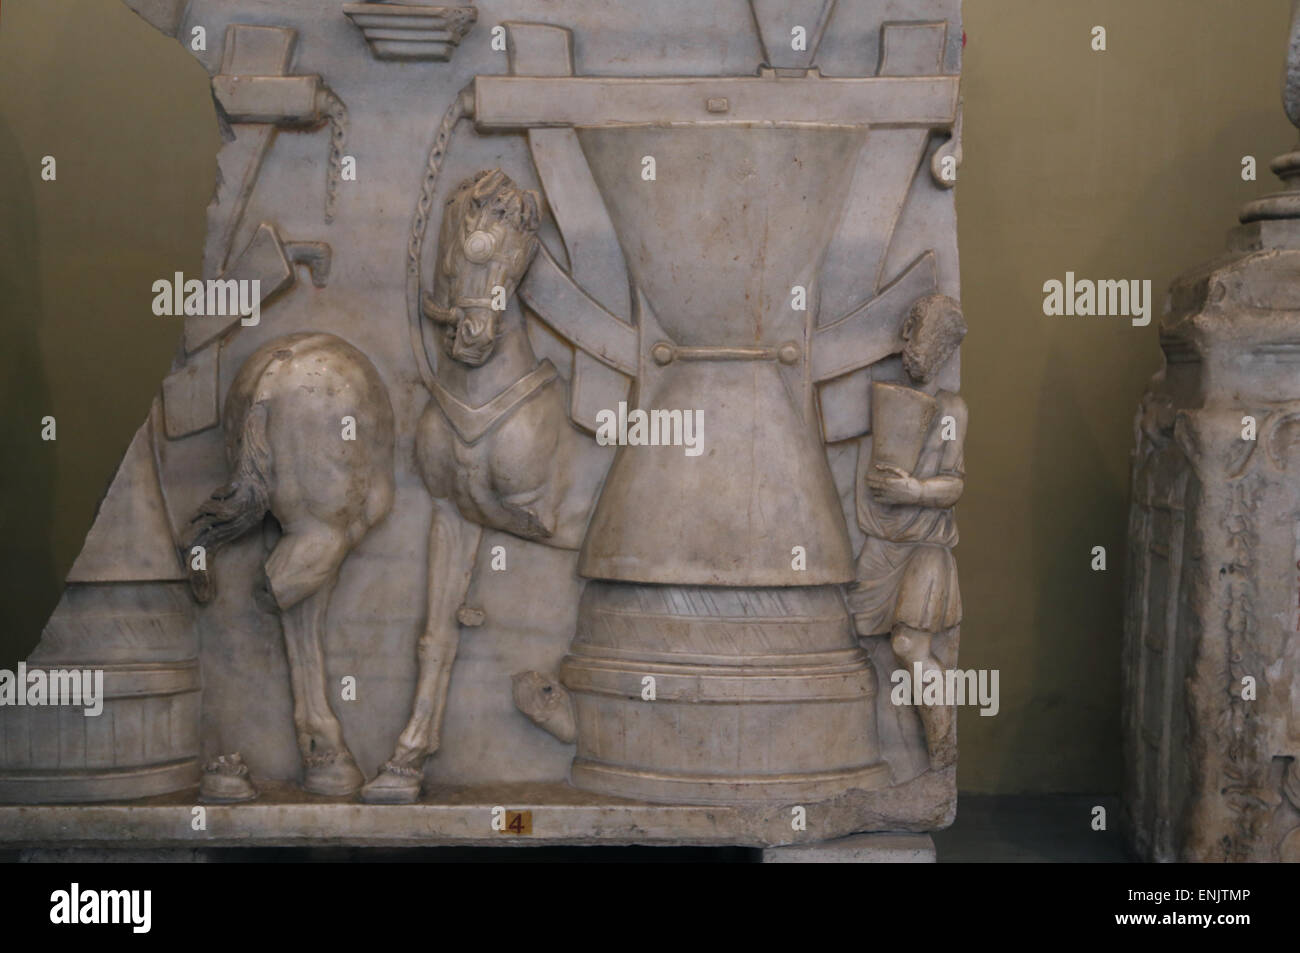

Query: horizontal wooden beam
[[473, 74, 959, 129]]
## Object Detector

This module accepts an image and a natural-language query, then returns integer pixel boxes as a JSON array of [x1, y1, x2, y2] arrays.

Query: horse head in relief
[[421, 168, 541, 367]]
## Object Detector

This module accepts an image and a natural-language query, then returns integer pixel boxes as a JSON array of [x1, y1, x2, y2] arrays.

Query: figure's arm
[[866, 394, 967, 507], [918, 472, 964, 508], [866, 465, 963, 508]]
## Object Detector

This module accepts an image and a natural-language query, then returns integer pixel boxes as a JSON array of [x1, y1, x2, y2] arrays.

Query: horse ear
[[471, 168, 506, 206], [455, 171, 484, 205]]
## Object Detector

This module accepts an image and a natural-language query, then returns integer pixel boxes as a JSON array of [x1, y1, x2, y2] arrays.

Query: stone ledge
[[0, 776, 953, 849], [762, 832, 936, 863]]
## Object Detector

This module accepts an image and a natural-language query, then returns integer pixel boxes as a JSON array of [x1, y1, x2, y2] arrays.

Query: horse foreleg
[[361, 499, 480, 804], [402, 498, 482, 760]]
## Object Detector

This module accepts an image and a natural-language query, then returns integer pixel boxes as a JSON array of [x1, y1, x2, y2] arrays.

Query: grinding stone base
[[0, 772, 954, 849]]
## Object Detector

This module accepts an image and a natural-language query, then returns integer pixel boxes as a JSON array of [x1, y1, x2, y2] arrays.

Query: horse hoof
[[359, 761, 423, 804], [302, 751, 364, 797], [198, 753, 258, 803]]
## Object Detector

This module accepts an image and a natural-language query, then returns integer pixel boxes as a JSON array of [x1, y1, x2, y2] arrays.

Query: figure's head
[[423, 169, 541, 367], [901, 294, 966, 384]]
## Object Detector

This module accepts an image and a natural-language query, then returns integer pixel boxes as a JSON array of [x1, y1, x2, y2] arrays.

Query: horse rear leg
[[361, 499, 480, 803], [268, 525, 364, 796]]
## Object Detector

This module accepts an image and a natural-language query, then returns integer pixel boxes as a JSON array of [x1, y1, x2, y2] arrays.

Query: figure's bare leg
[[892, 624, 956, 770], [268, 525, 363, 796], [361, 499, 480, 803]]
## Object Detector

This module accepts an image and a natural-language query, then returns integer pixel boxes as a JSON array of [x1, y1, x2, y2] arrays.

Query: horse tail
[[182, 401, 273, 604]]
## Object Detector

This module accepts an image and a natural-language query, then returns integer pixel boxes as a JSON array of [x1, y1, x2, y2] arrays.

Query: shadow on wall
[[1014, 101, 1284, 795], [0, 114, 56, 670], [0, 0, 216, 668]]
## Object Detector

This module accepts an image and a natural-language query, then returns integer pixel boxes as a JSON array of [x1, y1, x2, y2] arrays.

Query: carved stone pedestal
[[1122, 4, 1300, 864]]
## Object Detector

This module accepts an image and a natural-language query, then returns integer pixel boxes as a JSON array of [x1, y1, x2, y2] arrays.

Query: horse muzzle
[[450, 310, 497, 366]]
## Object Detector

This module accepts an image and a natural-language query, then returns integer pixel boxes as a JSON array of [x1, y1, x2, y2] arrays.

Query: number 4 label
[[491, 806, 533, 834]]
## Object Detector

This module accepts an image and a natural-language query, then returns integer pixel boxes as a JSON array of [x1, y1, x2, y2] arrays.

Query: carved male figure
[[847, 294, 967, 769]]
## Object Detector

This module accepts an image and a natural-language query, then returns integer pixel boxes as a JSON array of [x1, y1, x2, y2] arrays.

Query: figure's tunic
[[847, 389, 965, 637]]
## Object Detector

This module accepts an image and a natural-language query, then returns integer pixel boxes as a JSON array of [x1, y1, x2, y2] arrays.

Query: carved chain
[[406, 86, 474, 395], [320, 86, 349, 224]]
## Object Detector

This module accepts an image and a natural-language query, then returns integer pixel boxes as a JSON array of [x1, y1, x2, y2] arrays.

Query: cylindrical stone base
[[560, 582, 889, 805]]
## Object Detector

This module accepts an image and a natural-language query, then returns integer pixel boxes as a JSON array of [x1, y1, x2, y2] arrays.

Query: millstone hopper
[[469, 25, 960, 804]]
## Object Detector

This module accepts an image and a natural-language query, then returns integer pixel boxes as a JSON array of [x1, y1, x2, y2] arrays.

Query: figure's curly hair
[[902, 293, 966, 383]]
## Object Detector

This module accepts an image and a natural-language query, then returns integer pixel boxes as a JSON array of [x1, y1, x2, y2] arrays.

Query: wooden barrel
[[0, 582, 200, 803]]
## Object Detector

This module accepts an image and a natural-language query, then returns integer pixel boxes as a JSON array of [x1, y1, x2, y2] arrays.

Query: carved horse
[[361, 169, 607, 802], [184, 332, 395, 796]]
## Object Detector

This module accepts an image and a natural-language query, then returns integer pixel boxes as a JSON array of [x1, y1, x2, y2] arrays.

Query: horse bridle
[[422, 227, 534, 328]]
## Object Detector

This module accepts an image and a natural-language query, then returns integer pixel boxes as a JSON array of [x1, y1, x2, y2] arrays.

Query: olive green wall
[[0, 0, 214, 657], [0, 0, 1293, 794]]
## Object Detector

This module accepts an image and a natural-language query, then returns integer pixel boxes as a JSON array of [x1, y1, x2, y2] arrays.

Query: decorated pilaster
[[1123, 1, 1300, 863]]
